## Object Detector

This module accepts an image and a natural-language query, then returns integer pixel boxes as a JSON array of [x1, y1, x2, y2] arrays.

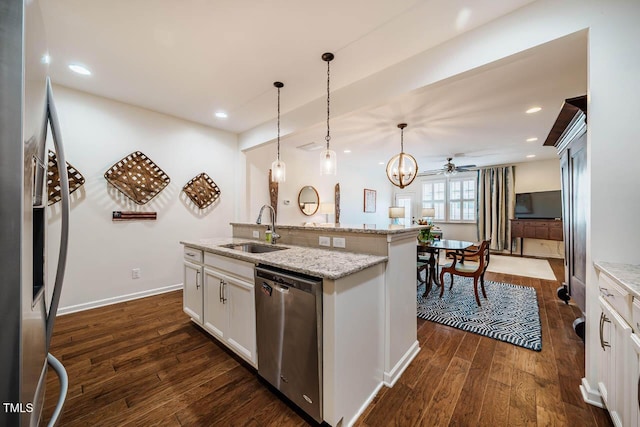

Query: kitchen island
[[182, 223, 423, 426]]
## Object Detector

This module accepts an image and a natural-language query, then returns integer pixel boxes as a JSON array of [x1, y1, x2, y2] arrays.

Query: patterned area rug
[[417, 276, 542, 351]]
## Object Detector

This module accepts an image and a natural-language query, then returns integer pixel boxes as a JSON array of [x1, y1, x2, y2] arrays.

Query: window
[[421, 180, 446, 221], [421, 175, 476, 222]]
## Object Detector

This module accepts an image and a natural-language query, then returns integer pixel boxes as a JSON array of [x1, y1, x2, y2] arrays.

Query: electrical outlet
[[252, 230, 260, 238], [333, 237, 346, 248], [132, 268, 141, 279], [319, 236, 330, 247]]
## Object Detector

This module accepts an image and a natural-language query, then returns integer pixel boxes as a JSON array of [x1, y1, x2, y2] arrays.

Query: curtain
[[477, 166, 515, 251]]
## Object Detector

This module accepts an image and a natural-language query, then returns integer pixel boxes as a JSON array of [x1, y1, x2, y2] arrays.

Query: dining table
[[418, 239, 474, 297]]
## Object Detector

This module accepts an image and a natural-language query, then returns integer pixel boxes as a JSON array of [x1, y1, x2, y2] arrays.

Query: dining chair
[[439, 239, 491, 306]]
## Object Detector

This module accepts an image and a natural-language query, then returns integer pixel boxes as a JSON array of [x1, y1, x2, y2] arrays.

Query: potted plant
[[418, 226, 433, 243]]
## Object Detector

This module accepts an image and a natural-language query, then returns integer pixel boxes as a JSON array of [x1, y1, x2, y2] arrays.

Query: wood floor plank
[[508, 368, 538, 426], [420, 356, 471, 426], [449, 337, 496, 426], [477, 379, 511, 426], [41, 258, 612, 427]]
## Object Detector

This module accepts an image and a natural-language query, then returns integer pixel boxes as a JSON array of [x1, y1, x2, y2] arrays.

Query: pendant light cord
[[400, 126, 404, 153], [326, 59, 331, 149], [277, 85, 281, 161]]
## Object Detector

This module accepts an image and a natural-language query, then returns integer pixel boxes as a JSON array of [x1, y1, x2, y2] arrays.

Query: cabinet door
[[629, 334, 640, 427], [597, 300, 613, 408], [203, 267, 227, 340], [183, 261, 203, 323], [226, 276, 257, 366], [598, 298, 632, 427]]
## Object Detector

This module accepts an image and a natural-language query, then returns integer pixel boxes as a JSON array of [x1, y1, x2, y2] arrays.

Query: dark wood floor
[[43, 258, 612, 426]]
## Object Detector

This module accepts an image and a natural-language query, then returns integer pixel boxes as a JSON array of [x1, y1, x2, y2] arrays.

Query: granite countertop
[[181, 238, 387, 280], [230, 222, 428, 235], [594, 261, 640, 298]]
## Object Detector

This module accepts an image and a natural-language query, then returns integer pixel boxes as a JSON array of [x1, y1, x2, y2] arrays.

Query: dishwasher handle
[[275, 284, 289, 294]]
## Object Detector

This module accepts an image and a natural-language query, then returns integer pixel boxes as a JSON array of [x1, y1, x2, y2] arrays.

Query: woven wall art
[[104, 151, 170, 205], [182, 172, 221, 209], [47, 149, 86, 206]]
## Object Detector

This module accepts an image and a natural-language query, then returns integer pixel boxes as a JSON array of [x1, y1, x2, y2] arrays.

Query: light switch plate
[[252, 230, 260, 238], [319, 236, 330, 247], [333, 237, 346, 248]]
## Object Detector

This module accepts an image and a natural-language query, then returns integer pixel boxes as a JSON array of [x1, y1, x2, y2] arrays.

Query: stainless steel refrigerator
[[1, 0, 69, 425]]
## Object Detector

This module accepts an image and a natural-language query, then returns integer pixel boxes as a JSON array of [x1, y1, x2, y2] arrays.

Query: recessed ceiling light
[[526, 154, 536, 158], [526, 107, 542, 114], [526, 137, 538, 142], [68, 64, 91, 75], [41, 54, 51, 65], [378, 161, 385, 165], [343, 149, 351, 153], [214, 112, 228, 119]]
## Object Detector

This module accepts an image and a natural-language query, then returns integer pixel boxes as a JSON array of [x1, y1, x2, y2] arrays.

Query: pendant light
[[271, 81, 286, 183], [386, 123, 418, 189], [320, 52, 337, 175]]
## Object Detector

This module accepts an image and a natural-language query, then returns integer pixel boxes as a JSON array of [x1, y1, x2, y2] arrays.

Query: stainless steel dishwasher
[[255, 264, 323, 423]]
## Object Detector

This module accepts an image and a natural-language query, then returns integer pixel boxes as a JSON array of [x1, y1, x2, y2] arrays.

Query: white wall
[[514, 158, 563, 258], [514, 158, 560, 193], [47, 86, 237, 312], [243, 139, 393, 227]]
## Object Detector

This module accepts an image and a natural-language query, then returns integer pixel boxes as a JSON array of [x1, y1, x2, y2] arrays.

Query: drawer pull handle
[[219, 279, 224, 302], [196, 271, 200, 290], [600, 287, 614, 298]]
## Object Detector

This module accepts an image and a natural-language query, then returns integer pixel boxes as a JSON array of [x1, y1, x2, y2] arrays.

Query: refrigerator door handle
[[46, 353, 68, 427], [45, 78, 70, 349]]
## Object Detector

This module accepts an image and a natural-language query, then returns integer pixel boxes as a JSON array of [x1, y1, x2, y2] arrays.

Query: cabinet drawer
[[633, 298, 640, 333], [534, 228, 549, 239], [599, 273, 632, 325], [184, 247, 203, 263], [204, 252, 254, 282]]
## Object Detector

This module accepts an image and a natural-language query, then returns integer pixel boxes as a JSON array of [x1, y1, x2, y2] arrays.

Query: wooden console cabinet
[[510, 219, 563, 256]]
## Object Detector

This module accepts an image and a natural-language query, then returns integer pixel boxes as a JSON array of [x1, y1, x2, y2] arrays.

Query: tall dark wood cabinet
[[544, 95, 587, 338]]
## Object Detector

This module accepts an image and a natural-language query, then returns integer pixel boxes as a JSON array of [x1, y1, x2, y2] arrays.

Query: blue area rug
[[417, 276, 542, 351]]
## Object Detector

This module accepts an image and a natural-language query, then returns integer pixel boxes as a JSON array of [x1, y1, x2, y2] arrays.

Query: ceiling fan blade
[[456, 164, 476, 169], [421, 169, 443, 175]]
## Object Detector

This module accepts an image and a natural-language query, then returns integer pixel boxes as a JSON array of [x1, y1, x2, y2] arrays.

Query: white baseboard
[[346, 381, 384, 427], [57, 283, 183, 316], [580, 377, 604, 408], [383, 340, 420, 387]]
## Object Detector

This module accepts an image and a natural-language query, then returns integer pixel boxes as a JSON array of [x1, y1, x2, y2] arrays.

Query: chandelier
[[386, 123, 418, 188]]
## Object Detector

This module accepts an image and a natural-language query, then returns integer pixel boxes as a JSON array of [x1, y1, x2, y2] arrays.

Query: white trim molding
[[384, 340, 420, 387], [57, 283, 182, 316], [580, 377, 604, 408]]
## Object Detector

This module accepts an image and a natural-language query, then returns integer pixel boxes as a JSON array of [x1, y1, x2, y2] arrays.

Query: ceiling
[[39, 0, 587, 172]]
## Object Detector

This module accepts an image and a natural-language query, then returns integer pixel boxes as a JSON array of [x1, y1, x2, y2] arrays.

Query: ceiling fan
[[422, 157, 476, 176]]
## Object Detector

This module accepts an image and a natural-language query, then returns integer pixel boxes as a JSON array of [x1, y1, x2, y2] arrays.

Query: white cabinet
[[182, 247, 257, 367], [597, 296, 632, 426], [629, 334, 640, 427], [183, 259, 203, 323], [203, 268, 256, 365]]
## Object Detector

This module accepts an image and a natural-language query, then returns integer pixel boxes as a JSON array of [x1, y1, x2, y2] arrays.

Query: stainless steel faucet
[[256, 204, 280, 244]]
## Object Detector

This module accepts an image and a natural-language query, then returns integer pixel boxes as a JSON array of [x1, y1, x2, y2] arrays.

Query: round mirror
[[298, 186, 319, 216]]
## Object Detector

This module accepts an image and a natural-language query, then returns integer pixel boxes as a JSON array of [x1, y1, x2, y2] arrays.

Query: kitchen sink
[[220, 243, 288, 254]]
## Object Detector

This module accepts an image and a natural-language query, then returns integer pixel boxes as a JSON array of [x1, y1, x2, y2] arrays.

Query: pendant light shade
[[320, 52, 337, 175], [271, 81, 286, 183], [386, 123, 418, 189]]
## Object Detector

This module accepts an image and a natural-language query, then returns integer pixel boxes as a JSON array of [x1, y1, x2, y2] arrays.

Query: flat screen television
[[515, 190, 562, 219]]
